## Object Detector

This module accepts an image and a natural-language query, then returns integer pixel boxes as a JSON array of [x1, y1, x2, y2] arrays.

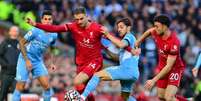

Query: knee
[[16, 83, 25, 91], [157, 94, 165, 101], [164, 93, 175, 101], [41, 82, 49, 90], [73, 78, 82, 86]]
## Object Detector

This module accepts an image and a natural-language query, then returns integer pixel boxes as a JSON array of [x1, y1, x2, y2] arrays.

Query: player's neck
[[161, 29, 171, 40], [84, 21, 91, 29]]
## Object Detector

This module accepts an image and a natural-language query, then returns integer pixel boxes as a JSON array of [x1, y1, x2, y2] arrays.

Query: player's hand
[[144, 79, 156, 91], [131, 47, 141, 56], [49, 64, 57, 72], [134, 41, 140, 48], [25, 59, 32, 71], [26, 18, 36, 26], [101, 26, 109, 35], [192, 68, 199, 77]]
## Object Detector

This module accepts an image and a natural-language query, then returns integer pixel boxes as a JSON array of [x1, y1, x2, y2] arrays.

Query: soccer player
[[192, 52, 201, 77], [135, 15, 188, 101], [12, 11, 57, 101], [75, 18, 140, 101], [26, 7, 138, 101]]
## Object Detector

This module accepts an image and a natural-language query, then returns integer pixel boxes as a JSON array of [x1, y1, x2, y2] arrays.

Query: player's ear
[[127, 26, 131, 33]]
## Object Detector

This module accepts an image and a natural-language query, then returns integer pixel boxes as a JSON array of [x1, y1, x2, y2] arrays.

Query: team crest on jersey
[[170, 44, 178, 53], [173, 45, 178, 50], [27, 31, 32, 36]]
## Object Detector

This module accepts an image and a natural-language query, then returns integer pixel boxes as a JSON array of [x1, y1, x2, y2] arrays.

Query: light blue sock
[[43, 88, 54, 101], [81, 75, 100, 99], [128, 96, 136, 101], [12, 89, 21, 101]]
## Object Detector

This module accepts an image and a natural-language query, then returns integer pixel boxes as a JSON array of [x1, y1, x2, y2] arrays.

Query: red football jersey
[[65, 22, 103, 65], [151, 30, 184, 70]]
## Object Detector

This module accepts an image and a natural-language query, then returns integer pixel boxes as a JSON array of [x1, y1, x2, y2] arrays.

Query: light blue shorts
[[15, 56, 48, 82], [105, 65, 139, 92]]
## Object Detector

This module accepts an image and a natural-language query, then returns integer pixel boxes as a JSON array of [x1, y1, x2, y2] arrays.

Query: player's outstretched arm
[[101, 27, 128, 48], [26, 18, 67, 32], [135, 27, 155, 47], [101, 27, 140, 56], [18, 35, 32, 71], [192, 53, 201, 77]]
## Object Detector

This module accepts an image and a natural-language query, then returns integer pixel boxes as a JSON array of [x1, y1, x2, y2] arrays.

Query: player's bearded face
[[41, 15, 53, 25], [117, 22, 127, 37], [74, 14, 88, 28], [154, 22, 165, 36]]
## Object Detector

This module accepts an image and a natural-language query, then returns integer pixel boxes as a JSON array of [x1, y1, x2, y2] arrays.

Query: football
[[64, 89, 81, 101]]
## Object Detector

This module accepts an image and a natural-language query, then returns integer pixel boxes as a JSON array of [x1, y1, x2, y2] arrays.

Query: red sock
[[175, 95, 187, 101], [86, 93, 95, 101], [75, 84, 85, 93], [75, 84, 95, 101]]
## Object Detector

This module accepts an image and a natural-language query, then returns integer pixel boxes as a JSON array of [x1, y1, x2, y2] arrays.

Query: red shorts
[[77, 57, 103, 77], [156, 68, 184, 88]]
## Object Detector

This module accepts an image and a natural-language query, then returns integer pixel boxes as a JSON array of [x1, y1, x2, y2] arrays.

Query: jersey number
[[169, 73, 179, 80], [89, 63, 96, 69]]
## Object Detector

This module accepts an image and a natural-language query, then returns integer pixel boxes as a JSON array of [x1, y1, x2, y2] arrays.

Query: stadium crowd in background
[[0, 0, 201, 100]]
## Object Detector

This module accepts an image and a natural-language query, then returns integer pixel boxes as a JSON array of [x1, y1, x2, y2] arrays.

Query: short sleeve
[[123, 33, 135, 48], [24, 28, 37, 41], [101, 37, 112, 48], [169, 42, 179, 55]]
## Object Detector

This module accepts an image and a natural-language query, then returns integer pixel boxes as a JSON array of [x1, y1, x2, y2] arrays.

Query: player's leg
[[121, 92, 137, 101], [165, 69, 187, 101], [164, 85, 178, 101], [74, 72, 96, 101], [81, 69, 113, 100], [13, 82, 26, 101], [120, 80, 137, 101], [33, 63, 53, 101], [157, 87, 166, 101], [73, 58, 103, 86], [74, 58, 103, 101], [121, 92, 130, 101], [37, 76, 54, 101], [156, 79, 168, 101], [74, 72, 94, 101], [12, 57, 29, 101]]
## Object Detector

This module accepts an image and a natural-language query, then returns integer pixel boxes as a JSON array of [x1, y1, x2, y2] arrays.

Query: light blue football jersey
[[119, 33, 139, 67], [23, 27, 58, 63]]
